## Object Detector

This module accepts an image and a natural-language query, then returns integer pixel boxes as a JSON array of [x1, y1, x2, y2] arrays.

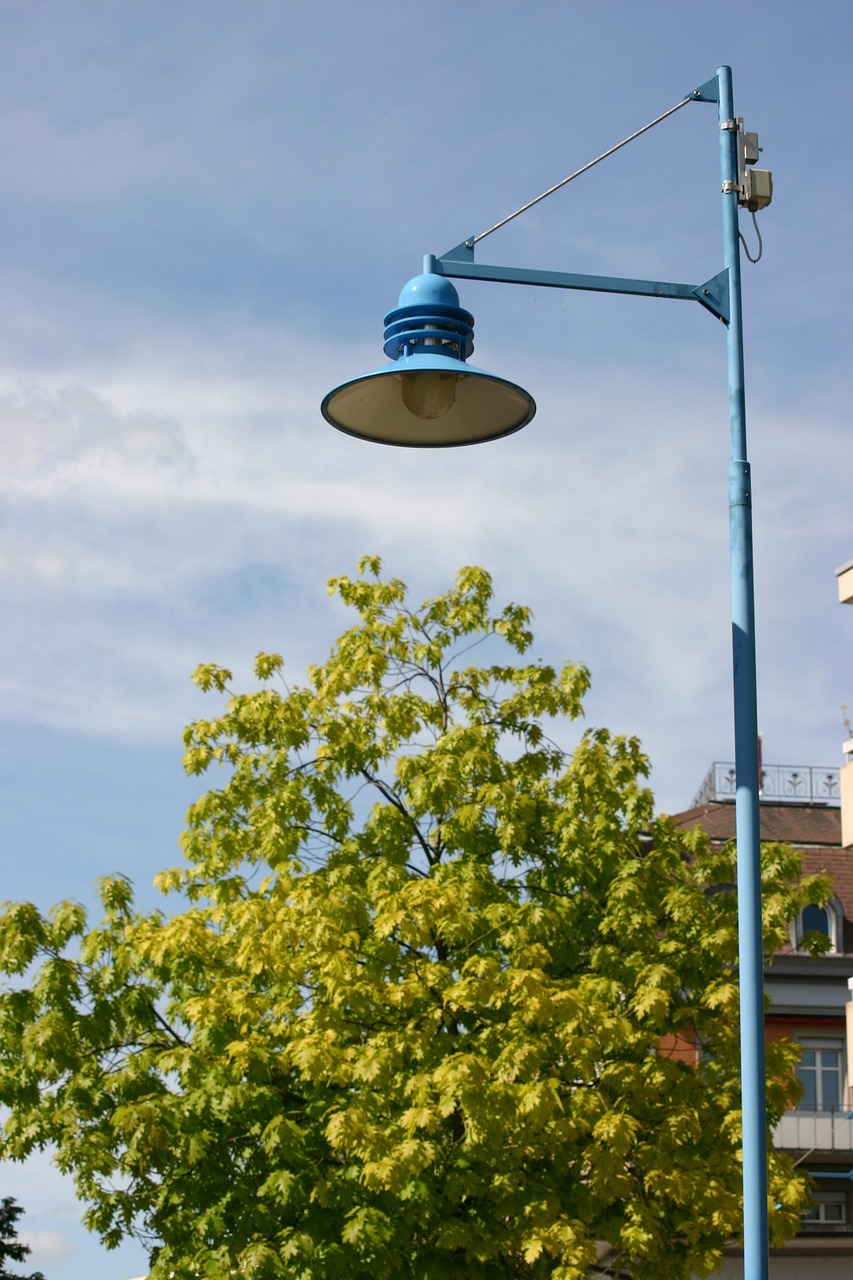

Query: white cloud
[[0, 383, 193, 493]]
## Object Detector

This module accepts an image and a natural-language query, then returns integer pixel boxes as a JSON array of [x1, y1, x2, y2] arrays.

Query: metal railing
[[692, 762, 840, 809]]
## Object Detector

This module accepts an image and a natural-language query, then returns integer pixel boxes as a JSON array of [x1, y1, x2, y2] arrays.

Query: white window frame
[[790, 898, 842, 954], [802, 1191, 848, 1225], [796, 1037, 845, 1113]]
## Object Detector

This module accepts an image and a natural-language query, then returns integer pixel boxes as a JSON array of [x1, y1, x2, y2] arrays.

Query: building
[[672, 759, 853, 1278]]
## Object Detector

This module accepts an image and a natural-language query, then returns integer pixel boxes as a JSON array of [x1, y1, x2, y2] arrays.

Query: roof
[[670, 800, 842, 847], [670, 800, 853, 956]]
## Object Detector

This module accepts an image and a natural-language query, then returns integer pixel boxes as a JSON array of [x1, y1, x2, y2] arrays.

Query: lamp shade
[[321, 270, 536, 447], [322, 352, 535, 447]]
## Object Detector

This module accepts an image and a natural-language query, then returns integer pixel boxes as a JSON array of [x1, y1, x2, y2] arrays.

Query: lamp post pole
[[717, 63, 769, 1280], [323, 64, 771, 1280]]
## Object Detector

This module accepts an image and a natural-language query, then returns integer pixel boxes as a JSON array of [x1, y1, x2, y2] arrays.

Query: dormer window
[[791, 899, 843, 954], [802, 903, 831, 940]]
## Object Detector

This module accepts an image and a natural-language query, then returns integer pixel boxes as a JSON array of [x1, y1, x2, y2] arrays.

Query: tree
[[0, 1198, 45, 1280], [0, 560, 828, 1279]]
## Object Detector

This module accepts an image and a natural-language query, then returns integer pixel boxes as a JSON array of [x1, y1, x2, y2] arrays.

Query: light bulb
[[400, 370, 459, 419]]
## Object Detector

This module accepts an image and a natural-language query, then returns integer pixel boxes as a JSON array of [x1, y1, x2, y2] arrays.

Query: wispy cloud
[[0, 383, 194, 492]]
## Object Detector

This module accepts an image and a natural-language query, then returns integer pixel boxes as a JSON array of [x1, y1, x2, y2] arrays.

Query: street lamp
[[323, 65, 773, 1280]]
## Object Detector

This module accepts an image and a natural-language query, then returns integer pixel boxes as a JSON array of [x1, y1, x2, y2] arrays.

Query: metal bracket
[[720, 118, 738, 132], [689, 75, 720, 104], [722, 180, 742, 195], [434, 244, 730, 325], [693, 270, 730, 324]]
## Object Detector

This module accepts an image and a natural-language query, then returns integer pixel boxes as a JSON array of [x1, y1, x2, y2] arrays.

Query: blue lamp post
[[323, 65, 773, 1280]]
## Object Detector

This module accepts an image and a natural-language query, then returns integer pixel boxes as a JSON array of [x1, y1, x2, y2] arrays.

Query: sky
[[0, 2, 849, 1276]]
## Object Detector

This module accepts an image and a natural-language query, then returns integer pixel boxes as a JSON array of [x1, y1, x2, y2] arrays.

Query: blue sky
[[0, 3, 850, 1276]]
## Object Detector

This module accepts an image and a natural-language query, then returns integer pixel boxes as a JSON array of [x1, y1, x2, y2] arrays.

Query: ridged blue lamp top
[[383, 271, 475, 362]]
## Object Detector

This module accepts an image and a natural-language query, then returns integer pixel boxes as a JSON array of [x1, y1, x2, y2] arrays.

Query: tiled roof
[[670, 801, 842, 847]]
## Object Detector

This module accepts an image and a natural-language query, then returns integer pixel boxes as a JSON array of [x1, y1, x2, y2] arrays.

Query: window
[[802, 903, 830, 936], [790, 898, 843, 954], [796, 1041, 844, 1112], [802, 1193, 848, 1226]]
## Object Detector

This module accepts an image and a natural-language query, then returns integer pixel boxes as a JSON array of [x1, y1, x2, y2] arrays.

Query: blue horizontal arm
[[431, 244, 729, 324]]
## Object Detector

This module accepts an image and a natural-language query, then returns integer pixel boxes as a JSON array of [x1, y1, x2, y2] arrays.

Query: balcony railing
[[773, 1110, 853, 1152], [692, 762, 840, 809]]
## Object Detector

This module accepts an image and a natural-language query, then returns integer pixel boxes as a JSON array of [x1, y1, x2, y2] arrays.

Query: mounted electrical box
[[742, 167, 773, 211], [737, 119, 773, 211]]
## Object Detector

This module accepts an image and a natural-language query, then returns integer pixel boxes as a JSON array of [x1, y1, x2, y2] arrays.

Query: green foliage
[[0, 561, 827, 1279], [0, 1197, 45, 1280]]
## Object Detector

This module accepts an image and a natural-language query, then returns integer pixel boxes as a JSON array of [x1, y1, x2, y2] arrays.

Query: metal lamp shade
[[321, 351, 536, 448]]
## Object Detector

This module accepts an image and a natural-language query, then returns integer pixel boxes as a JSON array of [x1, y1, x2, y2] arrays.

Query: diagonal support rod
[[472, 94, 696, 245]]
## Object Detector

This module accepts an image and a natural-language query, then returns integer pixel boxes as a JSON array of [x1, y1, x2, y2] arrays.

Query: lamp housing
[[321, 271, 535, 447]]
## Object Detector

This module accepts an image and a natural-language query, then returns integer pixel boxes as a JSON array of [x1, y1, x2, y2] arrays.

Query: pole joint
[[728, 462, 752, 509]]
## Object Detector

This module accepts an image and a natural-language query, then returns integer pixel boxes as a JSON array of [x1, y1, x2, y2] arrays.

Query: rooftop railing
[[692, 762, 840, 809]]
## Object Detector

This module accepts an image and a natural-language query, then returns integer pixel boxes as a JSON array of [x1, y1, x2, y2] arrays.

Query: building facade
[[673, 761, 853, 1278]]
